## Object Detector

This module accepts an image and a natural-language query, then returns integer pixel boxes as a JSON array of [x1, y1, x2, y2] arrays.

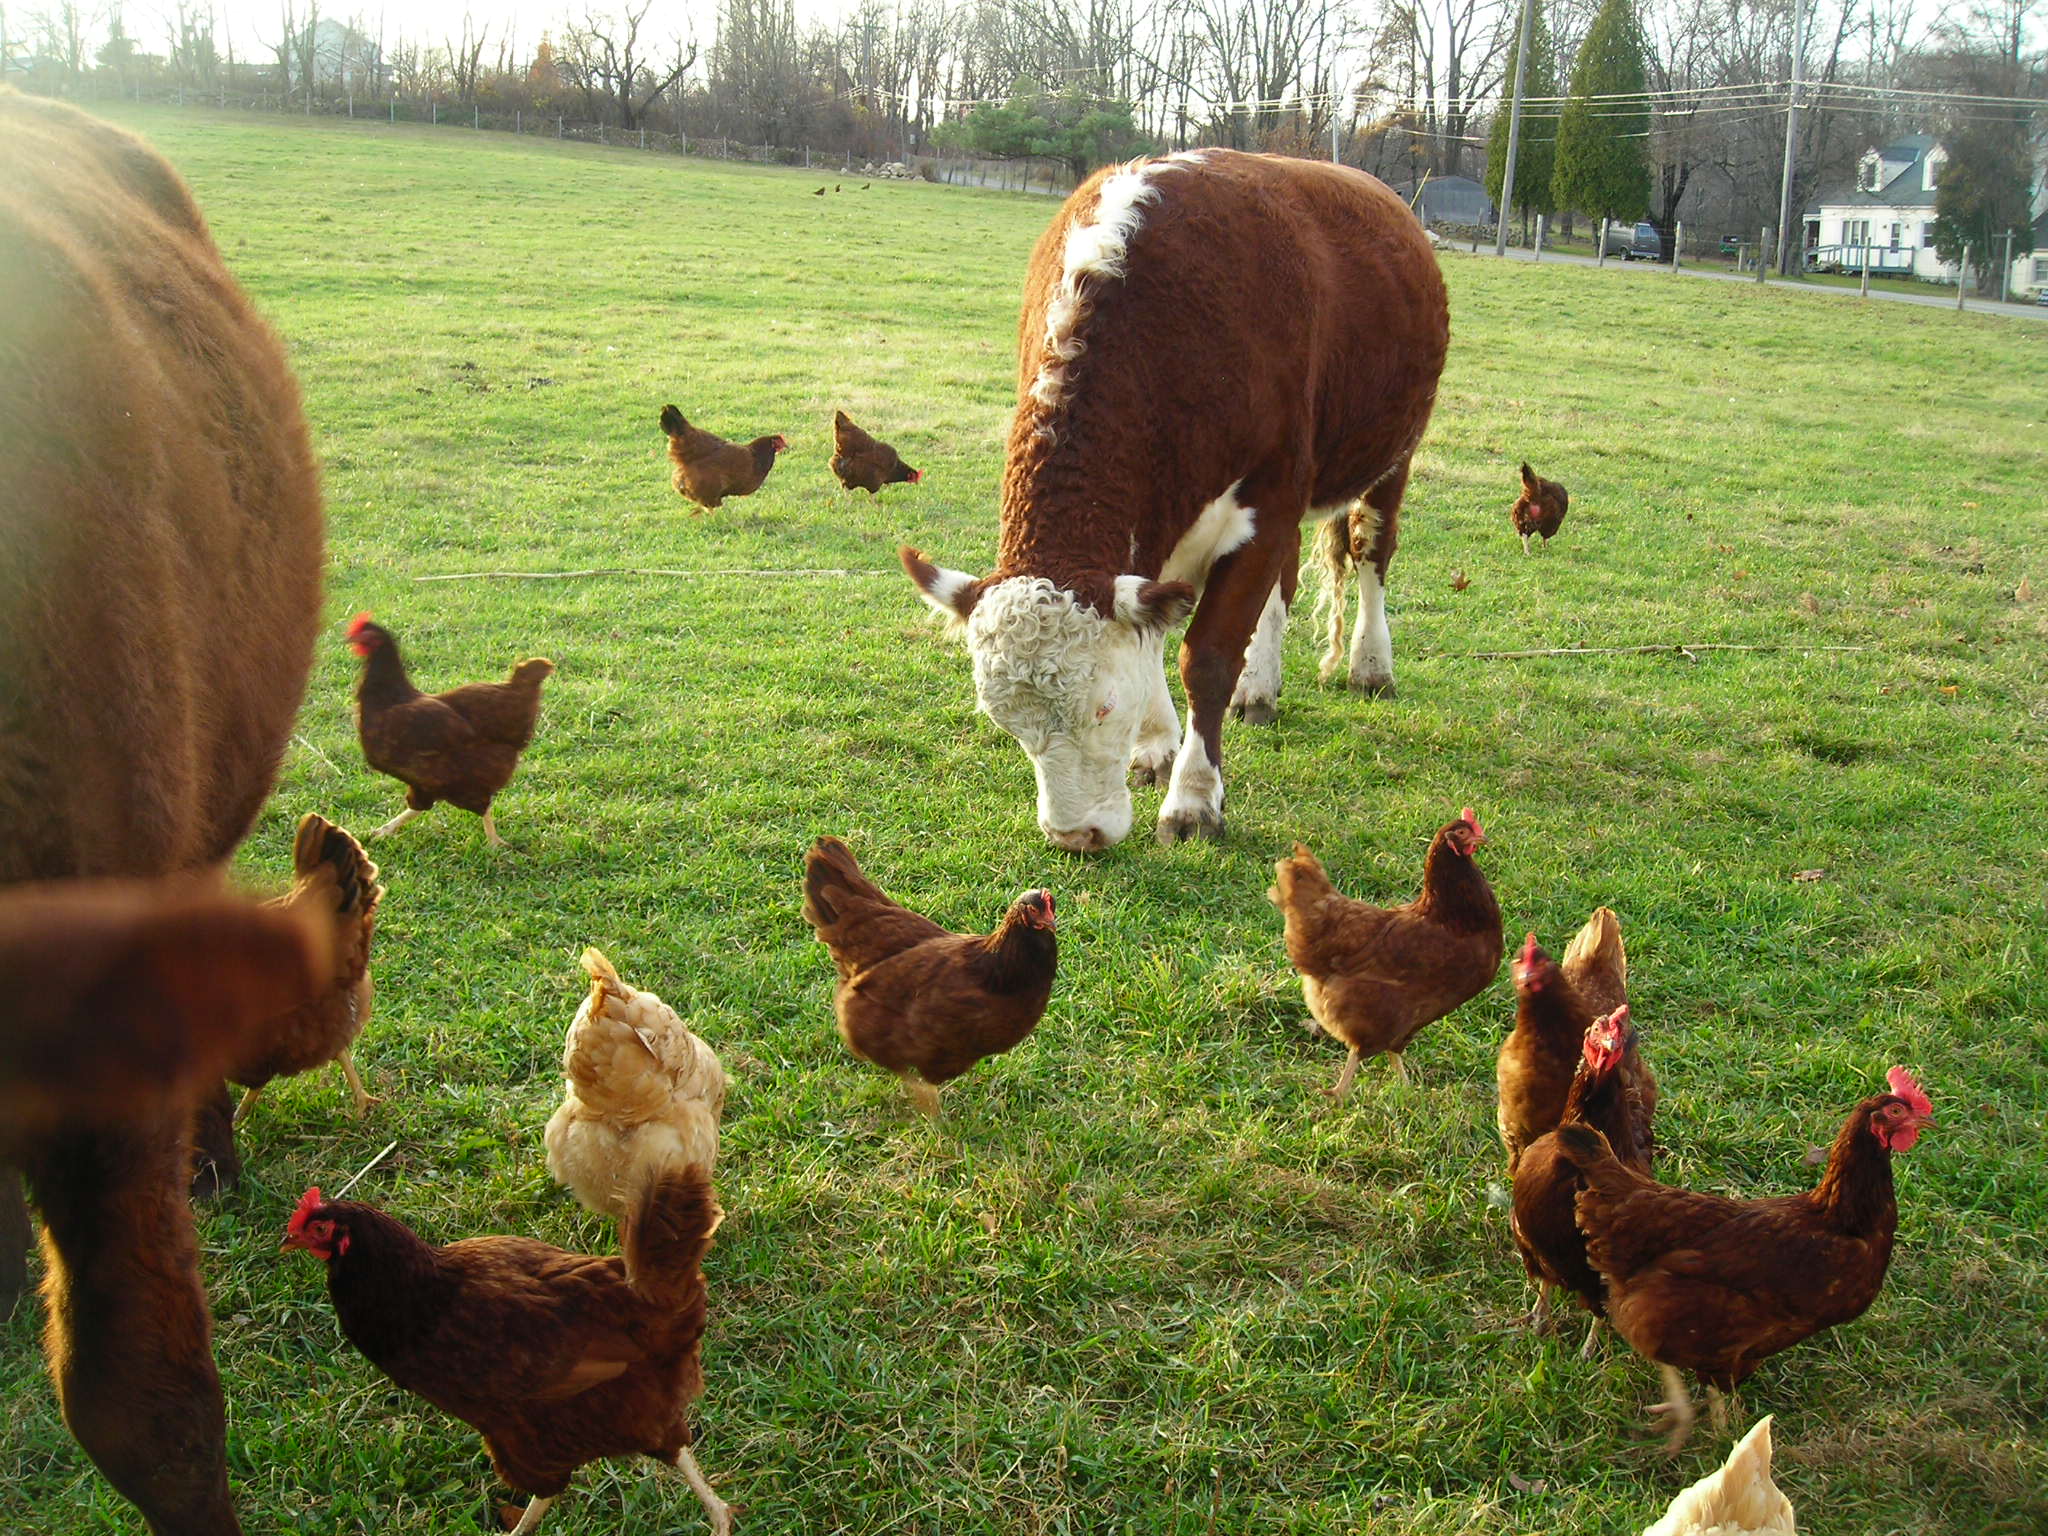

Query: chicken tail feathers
[[801, 836, 890, 931], [1553, 1121, 1617, 1174], [1562, 906, 1626, 992], [291, 813, 383, 925], [623, 1161, 723, 1307]]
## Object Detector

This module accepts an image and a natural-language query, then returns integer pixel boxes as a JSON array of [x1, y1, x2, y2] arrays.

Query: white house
[[1803, 134, 1954, 280]]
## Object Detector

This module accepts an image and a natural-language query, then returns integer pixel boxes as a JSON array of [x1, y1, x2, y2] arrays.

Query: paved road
[[1473, 243, 2048, 322]]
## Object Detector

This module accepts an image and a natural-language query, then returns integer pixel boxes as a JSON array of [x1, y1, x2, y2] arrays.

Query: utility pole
[[1774, 0, 1811, 275], [2001, 228, 2015, 301], [1494, 0, 1537, 259]]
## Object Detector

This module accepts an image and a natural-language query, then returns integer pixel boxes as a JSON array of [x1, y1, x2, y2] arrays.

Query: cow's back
[[0, 91, 323, 880], [1005, 152, 1447, 563]]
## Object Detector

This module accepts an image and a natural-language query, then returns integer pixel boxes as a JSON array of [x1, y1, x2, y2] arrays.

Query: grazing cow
[[903, 150, 1449, 848], [0, 90, 323, 1535]]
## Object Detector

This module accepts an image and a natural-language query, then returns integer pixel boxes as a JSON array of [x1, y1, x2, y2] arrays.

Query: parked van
[[1623, 221, 1667, 261]]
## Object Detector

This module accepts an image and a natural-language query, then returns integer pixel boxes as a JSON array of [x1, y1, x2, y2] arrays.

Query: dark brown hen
[[285, 1166, 729, 1536], [830, 410, 921, 494], [801, 836, 1055, 1116], [1510, 461, 1569, 553], [659, 403, 785, 509]]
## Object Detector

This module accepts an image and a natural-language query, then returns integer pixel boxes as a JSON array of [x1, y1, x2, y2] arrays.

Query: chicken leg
[[1324, 1045, 1364, 1102], [1578, 1316, 1604, 1359], [667, 1445, 734, 1536], [337, 1050, 377, 1117], [505, 1493, 554, 1535], [482, 808, 506, 848], [1650, 1362, 1697, 1454], [903, 1078, 941, 1119], [369, 806, 424, 840]]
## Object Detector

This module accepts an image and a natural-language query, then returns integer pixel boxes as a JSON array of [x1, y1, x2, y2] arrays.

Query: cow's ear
[[1113, 575, 1196, 634], [901, 545, 983, 628]]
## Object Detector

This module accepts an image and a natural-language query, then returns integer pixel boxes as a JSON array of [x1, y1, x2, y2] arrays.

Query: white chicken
[[1643, 1416, 1797, 1536], [543, 948, 727, 1218]]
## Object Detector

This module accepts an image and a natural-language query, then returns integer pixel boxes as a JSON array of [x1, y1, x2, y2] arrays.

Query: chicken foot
[[1323, 1046, 1364, 1102], [337, 1050, 377, 1117], [666, 1444, 734, 1535], [1578, 1315, 1604, 1359], [1649, 1362, 1697, 1454], [482, 808, 506, 848], [368, 806, 424, 840], [1526, 1282, 1555, 1334], [504, 1493, 554, 1535]]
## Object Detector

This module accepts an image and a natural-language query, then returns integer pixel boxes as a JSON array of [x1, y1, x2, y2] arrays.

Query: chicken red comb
[[1519, 932, 1540, 966], [1460, 807, 1484, 840], [346, 612, 374, 638], [1886, 1067, 1931, 1118], [286, 1186, 325, 1237]]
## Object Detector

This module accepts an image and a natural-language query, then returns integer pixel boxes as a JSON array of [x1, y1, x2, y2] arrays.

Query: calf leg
[[30, 1115, 241, 1536], [1343, 463, 1407, 698], [1159, 529, 1293, 844]]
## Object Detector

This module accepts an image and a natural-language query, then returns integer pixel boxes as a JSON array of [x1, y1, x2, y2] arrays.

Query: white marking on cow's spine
[[1159, 729, 1223, 831], [1027, 160, 1163, 410], [1161, 481, 1255, 590], [1231, 582, 1288, 714], [1350, 561, 1394, 691]]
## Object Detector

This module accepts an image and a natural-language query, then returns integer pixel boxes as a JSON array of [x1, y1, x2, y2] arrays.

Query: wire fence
[[41, 80, 1087, 192]]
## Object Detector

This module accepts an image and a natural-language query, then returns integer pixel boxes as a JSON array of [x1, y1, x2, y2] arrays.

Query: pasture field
[[4, 105, 2045, 1535]]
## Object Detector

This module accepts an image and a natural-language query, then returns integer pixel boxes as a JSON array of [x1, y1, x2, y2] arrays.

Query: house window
[[1888, 223, 1902, 248], [1847, 219, 1871, 246], [1858, 153, 1881, 192], [1923, 225, 1938, 249]]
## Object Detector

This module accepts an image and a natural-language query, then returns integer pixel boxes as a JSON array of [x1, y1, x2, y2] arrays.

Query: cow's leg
[[1159, 531, 1292, 844], [31, 1117, 240, 1536], [1228, 555, 1297, 726], [1345, 463, 1407, 698], [1129, 634, 1180, 786]]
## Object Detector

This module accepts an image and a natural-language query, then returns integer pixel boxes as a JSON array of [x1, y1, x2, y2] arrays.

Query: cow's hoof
[[1157, 808, 1225, 845], [1350, 676, 1397, 700], [1129, 756, 1171, 787], [1229, 698, 1279, 726]]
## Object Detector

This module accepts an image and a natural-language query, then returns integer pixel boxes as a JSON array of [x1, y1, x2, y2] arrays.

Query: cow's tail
[[1312, 514, 1352, 683]]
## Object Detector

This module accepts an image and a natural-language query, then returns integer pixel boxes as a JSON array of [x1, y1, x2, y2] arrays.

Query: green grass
[[5, 105, 2046, 1535]]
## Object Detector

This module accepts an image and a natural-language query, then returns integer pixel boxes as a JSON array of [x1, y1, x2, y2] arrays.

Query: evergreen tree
[[1551, 0, 1650, 225], [1930, 113, 2037, 276], [1485, 1, 1559, 230]]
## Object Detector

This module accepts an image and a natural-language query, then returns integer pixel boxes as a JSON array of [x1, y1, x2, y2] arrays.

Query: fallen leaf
[[1940, 685, 1958, 695], [1798, 592, 1820, 614], [1450, 569, 1471, 591], [2017, 577, 2035, 603], [1508, 1473, 1548, 1494], [1792, 869, 1827, 883], [978, 1211, 999, 1235], [1733, 569, 1748, 580], [1803, 1145, 1828, 1166]]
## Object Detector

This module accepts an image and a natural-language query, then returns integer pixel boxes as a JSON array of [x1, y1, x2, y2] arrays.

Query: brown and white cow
[[904, 150, 1449, 848]]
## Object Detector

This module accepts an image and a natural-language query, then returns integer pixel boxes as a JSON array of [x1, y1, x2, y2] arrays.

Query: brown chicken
[[1268, 810, 1503, 1098], [1510, 1006, 1654, 1344], [1510, 461, 1569, 554], [1555, 1067, 1933, 1452], [801, 836, 1057, 1117], [830, 410, 921, 494], [228, 813, 383, 1126], [659, 403, 786, 509], [284, 1165, 730, 1536], [349, 615, 554, 848], [1497, 910, 1644, 1173], [1, 878, 329, 1150]]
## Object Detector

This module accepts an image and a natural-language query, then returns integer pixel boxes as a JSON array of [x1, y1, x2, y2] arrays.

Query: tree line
[[5, 0, 2039, 248]]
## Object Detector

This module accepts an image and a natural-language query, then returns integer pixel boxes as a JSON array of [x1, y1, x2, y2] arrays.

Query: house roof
[[1805, 135, 1943, 215]]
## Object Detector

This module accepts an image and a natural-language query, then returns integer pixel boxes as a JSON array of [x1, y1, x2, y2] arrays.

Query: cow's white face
[[903, 555, 1193, 850]]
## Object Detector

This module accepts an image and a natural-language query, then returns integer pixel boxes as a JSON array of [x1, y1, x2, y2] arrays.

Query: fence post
[[1756, 226, 1769, 284], [1671, 220, 1682, 270], [599, 124, 605, 145], [640, 128, 646, 150], [1957, 244, 1971, 311], [431, 97, 437, 126], [516, 110, 521, 134], [1597, 217, 1608, 267], [557, 116, 563, 139], [1860, 248, 1871, 297], [389, 97, 395, 123], [1534, 214, 1545, 259]]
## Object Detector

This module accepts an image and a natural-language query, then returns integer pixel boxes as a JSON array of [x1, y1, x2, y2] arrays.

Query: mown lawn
[[3, 105, 2044, 1536]]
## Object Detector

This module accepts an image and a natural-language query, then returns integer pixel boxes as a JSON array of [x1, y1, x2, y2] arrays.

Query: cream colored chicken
[[543, 948, 727, 1218], [1643, 1416, 1796, 1536]]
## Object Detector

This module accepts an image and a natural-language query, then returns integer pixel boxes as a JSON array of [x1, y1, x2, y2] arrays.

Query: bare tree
[[561, 0, 696, 129]]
